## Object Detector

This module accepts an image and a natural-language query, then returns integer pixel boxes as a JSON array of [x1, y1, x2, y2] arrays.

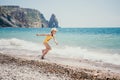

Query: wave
[[0, 38, 120, 65], [0, 38, 41, 51]]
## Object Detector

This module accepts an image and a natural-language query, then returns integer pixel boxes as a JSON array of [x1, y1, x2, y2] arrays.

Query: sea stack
[[48, 14, 59, 28]]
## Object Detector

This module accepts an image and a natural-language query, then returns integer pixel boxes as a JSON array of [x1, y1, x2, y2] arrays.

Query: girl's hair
[[51, 31, 54, 36], [51, 28, 58, 32], [50, 28, 58, 36]]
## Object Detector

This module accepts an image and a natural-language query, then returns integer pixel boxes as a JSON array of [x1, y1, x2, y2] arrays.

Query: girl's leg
[[41, 43, 51, 59], [42, 49, 45, 54], [41, 49, 49, 59]]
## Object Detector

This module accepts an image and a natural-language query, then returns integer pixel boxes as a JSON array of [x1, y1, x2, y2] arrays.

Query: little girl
[[36, 28, 58, 59]]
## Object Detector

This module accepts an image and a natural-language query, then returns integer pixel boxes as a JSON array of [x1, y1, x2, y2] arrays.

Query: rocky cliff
[[0, 6, 59, 28]]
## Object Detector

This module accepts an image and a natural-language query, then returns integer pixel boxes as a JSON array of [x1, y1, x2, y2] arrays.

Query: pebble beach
[[0, 53, 120, 80]]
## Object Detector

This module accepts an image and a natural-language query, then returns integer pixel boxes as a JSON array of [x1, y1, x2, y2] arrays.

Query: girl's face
[[52, 31, 57, 34]]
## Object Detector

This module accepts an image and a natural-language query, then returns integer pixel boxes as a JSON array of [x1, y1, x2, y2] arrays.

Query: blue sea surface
[[0, 27, 120, 49]]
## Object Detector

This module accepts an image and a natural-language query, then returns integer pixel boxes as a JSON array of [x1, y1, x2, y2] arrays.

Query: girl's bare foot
[[41, 56, 44, 59]]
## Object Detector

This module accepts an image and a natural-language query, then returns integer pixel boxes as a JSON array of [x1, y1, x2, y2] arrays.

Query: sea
[[0, 27, 120, 65]]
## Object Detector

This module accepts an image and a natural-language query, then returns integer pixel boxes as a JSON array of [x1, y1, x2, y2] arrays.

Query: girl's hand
[[36, 34, 39, 36]]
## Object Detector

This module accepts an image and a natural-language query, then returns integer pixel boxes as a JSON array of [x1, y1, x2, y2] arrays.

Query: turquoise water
[[0, 28, 120, 49], [0, 27, 120, 64]]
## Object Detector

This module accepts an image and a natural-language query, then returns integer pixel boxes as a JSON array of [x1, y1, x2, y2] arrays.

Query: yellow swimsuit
[[43, 35, 53, 43]]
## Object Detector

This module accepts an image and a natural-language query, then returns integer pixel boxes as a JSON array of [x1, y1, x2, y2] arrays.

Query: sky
[[0, 0, 120, 27]]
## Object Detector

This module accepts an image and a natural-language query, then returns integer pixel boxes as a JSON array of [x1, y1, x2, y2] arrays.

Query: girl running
[[36, 28, 58, 59]]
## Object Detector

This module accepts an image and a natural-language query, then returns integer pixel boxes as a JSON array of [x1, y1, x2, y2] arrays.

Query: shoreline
[[0, 53, 120, 80]]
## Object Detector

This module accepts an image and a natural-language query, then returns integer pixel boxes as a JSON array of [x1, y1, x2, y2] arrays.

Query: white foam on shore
[[52, 46, 120, 65], [0, 38, 120, 65]]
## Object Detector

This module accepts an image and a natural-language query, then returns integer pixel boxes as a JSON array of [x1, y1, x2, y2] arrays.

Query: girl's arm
[[36, 34, 49, 36], [53, 35, 58, 45]]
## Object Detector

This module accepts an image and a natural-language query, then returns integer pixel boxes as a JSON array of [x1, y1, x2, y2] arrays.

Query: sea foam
[[0, 38, 120, 65]]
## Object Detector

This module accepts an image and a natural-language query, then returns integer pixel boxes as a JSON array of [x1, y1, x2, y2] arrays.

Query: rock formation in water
[[49, 14, 59, 28], [0, 6, 59, 28]]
